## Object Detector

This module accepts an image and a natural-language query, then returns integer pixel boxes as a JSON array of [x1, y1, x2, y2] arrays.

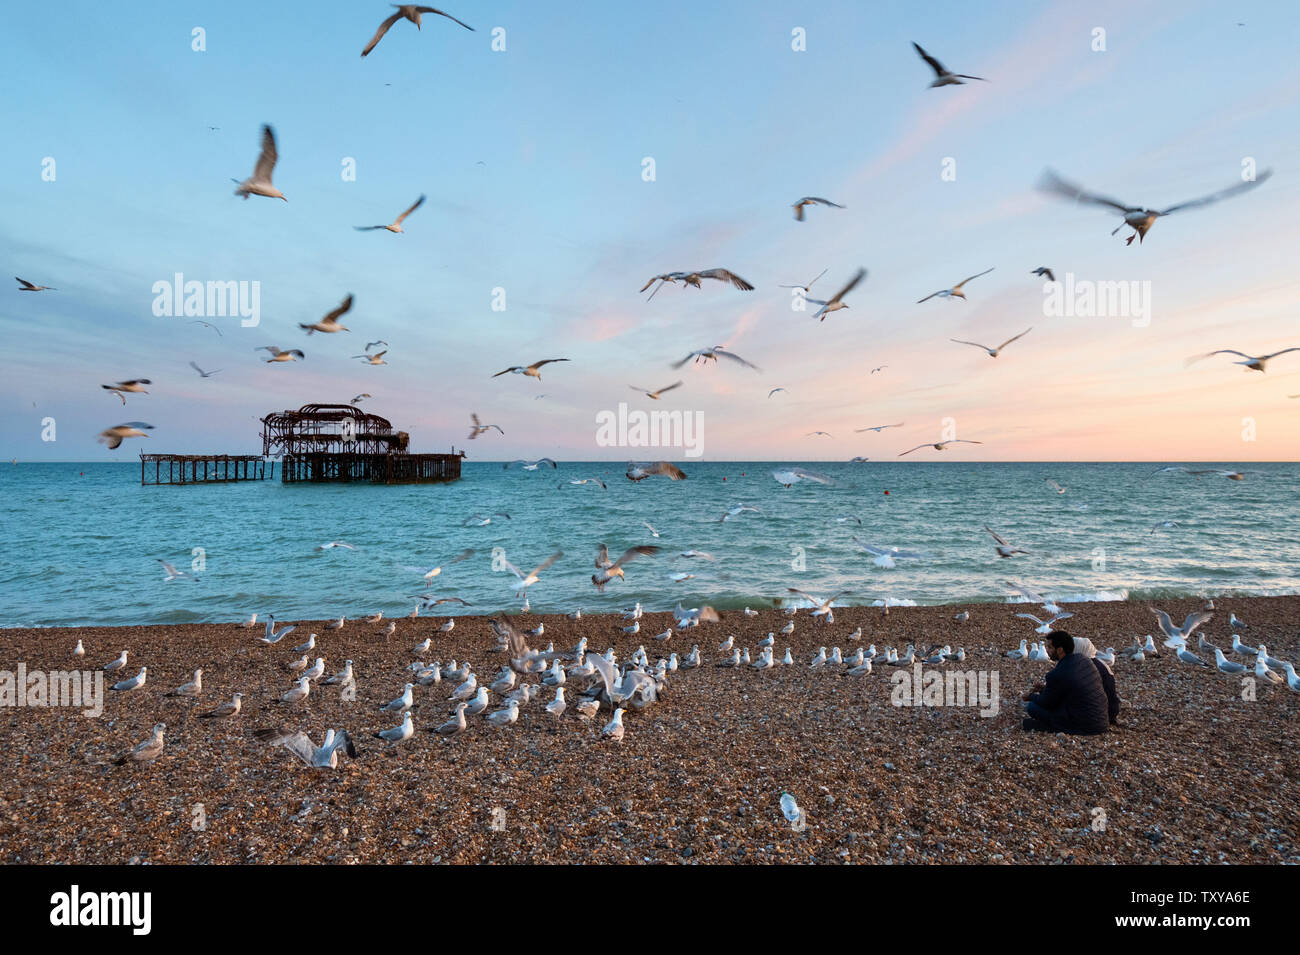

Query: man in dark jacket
[[1020, 631, 1110, 735]]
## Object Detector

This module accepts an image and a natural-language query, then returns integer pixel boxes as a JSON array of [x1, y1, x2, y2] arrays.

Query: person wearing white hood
[[1071, 635, 1120, 727]]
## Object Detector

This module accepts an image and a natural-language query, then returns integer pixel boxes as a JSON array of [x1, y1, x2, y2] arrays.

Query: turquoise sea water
[[1, 461, 1295, 627]]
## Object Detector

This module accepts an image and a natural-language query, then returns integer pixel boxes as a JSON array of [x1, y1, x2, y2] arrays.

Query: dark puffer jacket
[[1027, 652, 1110, 735]]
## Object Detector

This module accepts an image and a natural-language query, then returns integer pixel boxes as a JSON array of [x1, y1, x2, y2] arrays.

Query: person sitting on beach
[[1069, 635, 1120, 726], [1020, 631, 1110, 735]]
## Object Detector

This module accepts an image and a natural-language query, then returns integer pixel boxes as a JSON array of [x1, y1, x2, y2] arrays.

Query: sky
[[2, 0, 1298, 462]]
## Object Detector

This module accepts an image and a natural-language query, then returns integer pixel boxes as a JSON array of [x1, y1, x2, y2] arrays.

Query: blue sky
[[2, 0, 1298, 462]]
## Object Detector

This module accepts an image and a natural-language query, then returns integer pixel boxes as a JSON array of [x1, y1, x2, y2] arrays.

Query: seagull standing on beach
[[232, 124, 286, 201], [200, 693, 244, 719], [912, 41, 987, 87], [917, 267, 995, 302], [113, 724, 166, 765], [165, 669, 203, 697], [434, 702, 469, 736], [104, 651, 128, 672], [375, 711, 415, 743], [602, 707, 626, 741], [111, 667, 147, 692]]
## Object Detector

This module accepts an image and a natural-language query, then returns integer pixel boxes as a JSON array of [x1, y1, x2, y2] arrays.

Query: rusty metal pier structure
[[260, 404, 462, 485], [141, 453, 271, 485]]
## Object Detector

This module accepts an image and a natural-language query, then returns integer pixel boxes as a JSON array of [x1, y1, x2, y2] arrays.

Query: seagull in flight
[[640, 269, 754, 299], [984, 526, 1029, 558], [807, 431, 833, 437], [855, 422, 903, 433], [792, 197, 844, 221], [504, 458, 557, 471], [1045, 479, 1066, 494], [1031, 267, 1056, 282], [259, 346, 304, 363], [299, 294, 352, 335], [807, 267, 867, 320], [232, 124, 286, 201], [189, 320, 222, 335], [189, 361, 220, 378], [468, 413, 503, 439], [354, 350, 387, 365], [898, 439, 982, 456], [99, 422, 153, 449], [768, 387, 787, 398], [771, 467, 832, 487], [626, 461, 686, 482], [355, 194, 425, 233], [504, 550, 564, 594], [15, 277, 56, 291], [670, 346, 760, 371], [1187, 347, 1300, 373], [254, 726, 358, 768], [950, 327, 1032, 358], [361, 5, 474, 58], [350, 393, 371, 405], [1038, 167, 1273, 245], [1151, 608, 1213, 646], [778, 268, 828, 293], [157, 558, 197, 582], [101, 379, 151, 404], [592, 544, 660, 591], [852, 540, 925, 569], [629, 381, 683, 400], [492, 358, 569, 381], [912, 41, 987, 87], [1151, 466, 1245, 481], [917, 267, 995, 302]]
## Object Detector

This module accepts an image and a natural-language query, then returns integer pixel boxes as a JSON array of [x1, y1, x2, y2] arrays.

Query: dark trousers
[[1022, 699, 1055, 732]]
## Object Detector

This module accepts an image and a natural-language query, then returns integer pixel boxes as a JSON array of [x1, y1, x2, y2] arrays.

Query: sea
[[1, 461, 1295, 628]]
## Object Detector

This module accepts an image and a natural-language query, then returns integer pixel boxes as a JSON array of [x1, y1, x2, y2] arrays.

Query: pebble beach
[[1, 595, 1296, 865]]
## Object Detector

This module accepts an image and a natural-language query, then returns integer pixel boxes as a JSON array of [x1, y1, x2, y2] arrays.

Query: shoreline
[[1, 595, 1296, 863], [8, 588, 1300, 631]]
